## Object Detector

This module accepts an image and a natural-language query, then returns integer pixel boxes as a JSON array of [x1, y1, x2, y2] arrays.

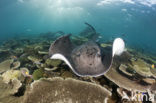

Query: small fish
[[98, 35, 102, 39], [10, 55, 18, 60], [34, 61, 41, 65], [25, 71, 29, 75], [121, 34, 126, 37], [152, 64, 155, 69], [20, 68, 32, 78]]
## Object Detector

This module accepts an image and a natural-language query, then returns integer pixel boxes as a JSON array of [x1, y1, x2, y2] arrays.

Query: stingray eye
[[76, 53, 80, 57], [96, 53, 101, 57], [75, 51, 81, 57]]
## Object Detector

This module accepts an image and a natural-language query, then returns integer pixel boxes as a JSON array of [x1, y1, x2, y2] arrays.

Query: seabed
[[0, 30, 156, 103]]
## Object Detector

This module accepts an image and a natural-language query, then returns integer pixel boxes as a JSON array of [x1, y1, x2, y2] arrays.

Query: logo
[[122, 92, 154, 102]]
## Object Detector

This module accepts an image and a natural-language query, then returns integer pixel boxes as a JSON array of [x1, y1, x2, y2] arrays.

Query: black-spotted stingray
[[49, 34, 125, 77]]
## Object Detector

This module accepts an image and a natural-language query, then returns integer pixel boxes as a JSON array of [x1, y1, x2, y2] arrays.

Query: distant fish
[[34, 61, 41, 65], [79, 22, 101, 42], [98, 35, 102, 39], [49, 35, 125, 77], [20, 68, 32, 78], [55, 31, 65, 35], [121, 34, 126, 37], [152, 64, 155, 69], [26, 29, 32, 32], [84, 22, 96, 33]]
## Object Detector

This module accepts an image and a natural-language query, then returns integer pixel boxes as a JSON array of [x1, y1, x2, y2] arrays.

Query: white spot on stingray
[[112, 38, 125, 57]]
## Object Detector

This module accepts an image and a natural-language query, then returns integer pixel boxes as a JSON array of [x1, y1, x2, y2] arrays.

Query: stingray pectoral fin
[[112, 38, 125, 57], [50, 53, 83, 76], [49, 34, 73, 57], [50, 53, 73, 70]]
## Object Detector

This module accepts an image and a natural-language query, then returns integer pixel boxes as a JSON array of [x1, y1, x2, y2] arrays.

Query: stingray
[[49, 35, 125, 77]]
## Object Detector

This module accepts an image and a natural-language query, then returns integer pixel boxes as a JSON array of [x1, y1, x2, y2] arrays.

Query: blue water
[[0, 0, 156, 55]]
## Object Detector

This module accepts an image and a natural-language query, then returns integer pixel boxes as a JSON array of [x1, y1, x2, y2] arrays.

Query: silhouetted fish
[[84, 22, 96, 33], [79, 22, 101, 42]]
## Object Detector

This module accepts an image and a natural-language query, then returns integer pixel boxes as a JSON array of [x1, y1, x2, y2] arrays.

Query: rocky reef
[[0, 28, 156, 103]]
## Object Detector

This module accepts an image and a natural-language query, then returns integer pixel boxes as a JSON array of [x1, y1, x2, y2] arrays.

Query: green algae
[[32, 69, 44, 80], [45, 59, 62, 67]]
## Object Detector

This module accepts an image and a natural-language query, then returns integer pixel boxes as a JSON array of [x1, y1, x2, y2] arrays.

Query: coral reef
[[0, 31, 156, 103], [27, 55, 42, 64], [0, 59, 14, 73], [23, 77, 111, 103], [45, 59, 62, 67], [11, 61, 21, 69], [2, 70, 22, 83], [105, 64, 151, 92], [32, 68, 44, 80], [130, 59, 152, 77], [0, 77, 23, 103]]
